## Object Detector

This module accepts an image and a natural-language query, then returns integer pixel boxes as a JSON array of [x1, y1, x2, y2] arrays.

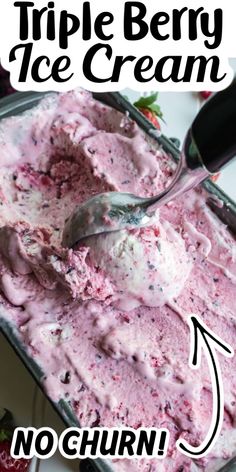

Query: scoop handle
[[189, 80, 236, 174]]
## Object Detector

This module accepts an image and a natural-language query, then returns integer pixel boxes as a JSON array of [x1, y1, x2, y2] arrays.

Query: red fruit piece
[[134, 92, 164, 130], [0, 432, 30, 472], [211, 172, 220, 183], [200, 91, 212, 100], [139, 107, 161, 129]]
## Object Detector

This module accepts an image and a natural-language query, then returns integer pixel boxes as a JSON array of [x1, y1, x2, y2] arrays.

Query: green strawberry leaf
[[148, 104, 165, 123], [0, 428, 12, 442], [134, 93, 158, 109], [148, 103, 162, 116], [134, 93, 165, 123]]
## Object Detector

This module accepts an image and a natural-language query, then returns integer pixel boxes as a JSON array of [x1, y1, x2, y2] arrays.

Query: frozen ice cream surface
[[85, 221, 192, 311], [0, 90, 236, 472]]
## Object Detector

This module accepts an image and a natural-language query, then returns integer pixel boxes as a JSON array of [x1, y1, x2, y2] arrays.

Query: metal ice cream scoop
[[63, 81, 236, 247]]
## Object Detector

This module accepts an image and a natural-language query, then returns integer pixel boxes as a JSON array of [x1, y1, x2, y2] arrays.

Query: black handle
[[191, 79, 236, 174]]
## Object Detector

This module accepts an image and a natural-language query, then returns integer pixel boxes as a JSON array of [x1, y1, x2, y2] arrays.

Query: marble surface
[[1, 70, 236, 471]]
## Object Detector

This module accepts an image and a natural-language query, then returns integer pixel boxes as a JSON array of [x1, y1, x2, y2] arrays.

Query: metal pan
[[0, 91, 236, 472]]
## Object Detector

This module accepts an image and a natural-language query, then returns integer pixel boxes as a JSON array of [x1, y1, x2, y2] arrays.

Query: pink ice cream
[[0, 90, 236, 471]]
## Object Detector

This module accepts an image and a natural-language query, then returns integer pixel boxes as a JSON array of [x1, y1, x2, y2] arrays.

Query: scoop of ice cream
[[0, 224, 114, 303], [84, 220, 193, 311]]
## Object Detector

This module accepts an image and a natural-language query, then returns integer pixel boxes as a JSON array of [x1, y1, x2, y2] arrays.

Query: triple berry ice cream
[[0, 90, 236, 471]]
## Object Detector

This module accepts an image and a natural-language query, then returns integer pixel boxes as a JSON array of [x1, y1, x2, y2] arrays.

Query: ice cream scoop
[[84, 222, 193, 311], [63, 81, 236, 247]]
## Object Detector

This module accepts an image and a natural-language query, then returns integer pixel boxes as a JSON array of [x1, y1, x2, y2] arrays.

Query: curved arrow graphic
[[176, 314, 234, 458]]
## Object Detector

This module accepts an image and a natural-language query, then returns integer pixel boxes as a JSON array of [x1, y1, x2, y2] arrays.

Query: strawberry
[[0, 410, 31, 472], [199, 91, 212, 100], [134, 93, 164, 130], [0, 432, 30, 472], [138, 107, 161, 129], [0, 432, 31, 472], [211, 172, 220, 183]]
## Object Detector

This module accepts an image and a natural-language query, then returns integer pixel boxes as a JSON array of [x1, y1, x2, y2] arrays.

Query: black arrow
[[176, 315, 234, 458]]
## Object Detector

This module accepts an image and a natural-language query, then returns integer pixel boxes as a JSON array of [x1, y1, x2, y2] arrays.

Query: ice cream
[[0, 89, 236, 472], [84, 221, 192, 311]]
